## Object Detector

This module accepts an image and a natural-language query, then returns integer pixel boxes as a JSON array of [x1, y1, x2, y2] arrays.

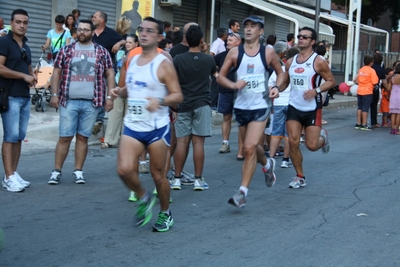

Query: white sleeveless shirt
[[288, 53, 320, 112], [235, 50, 268, 110], [124, 53, 169, 132]]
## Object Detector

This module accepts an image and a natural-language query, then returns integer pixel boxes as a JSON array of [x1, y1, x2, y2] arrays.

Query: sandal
[[101, 142, 112, 149]]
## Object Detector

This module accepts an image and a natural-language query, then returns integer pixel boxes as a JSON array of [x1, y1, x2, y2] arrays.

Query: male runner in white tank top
[[274, 27, 335, 189], [111, 17, 183, 232], [217, 16, 284, 208]]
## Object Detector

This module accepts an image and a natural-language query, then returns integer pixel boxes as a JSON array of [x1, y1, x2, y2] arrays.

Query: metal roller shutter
[[78, 0, 117, 29], [172, 0, 199, 29], [275, 17, 290, 42], [230, 0, 252, 37], [0, 0, 52, 66]]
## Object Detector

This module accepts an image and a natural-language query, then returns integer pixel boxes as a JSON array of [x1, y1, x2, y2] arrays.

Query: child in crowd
[[70, 27, 77, 43], [380, 67, 392, 127], [388, 63, 400, 134], [354, 55, 379, 130]]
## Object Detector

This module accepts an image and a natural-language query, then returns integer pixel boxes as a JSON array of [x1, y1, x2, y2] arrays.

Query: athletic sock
[[296, 174, 305, 179], [239, 186, 248, 196], [195, 176, 202, 179], [282, 157, 289, 162], [263, 159, 271, 170], [222, 140, 229, 145], [161, 209, 170, 215]]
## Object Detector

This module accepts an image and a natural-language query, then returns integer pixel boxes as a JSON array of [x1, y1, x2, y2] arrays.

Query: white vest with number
[[124, 53, 169, 132], [234, 51, 268, 110], [288, 53, 319, 111]]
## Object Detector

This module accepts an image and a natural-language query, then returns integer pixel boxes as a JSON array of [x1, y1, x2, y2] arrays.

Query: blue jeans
[[1, 96, 30, 143], [59, 100, 100, 137], [271, 105, 288, 137]]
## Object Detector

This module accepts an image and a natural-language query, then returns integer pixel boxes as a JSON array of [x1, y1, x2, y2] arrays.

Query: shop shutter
[[230, 0, 252, 37], [0, 0, 52, 67], [275, 16, 291, 42], [172, 0, 199, 30], [78, 0, 117, 29]]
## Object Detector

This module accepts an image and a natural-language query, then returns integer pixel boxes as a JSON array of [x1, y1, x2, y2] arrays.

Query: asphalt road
[[0, 106, 399, 267]]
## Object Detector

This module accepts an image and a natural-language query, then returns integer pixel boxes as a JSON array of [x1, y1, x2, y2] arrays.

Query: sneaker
[[280, 160, 292, 168], [320, 128, 331, 154], [139, 163, 149, 174], [152, 188, 173, 203], [169, 178, 181, 190], [128, 191, 138, 202], [355, 124, 362, 129], [73, 170, 86, 184], [181, 171, 195, 185], [360, 124, 373, 131], [152, 211, 174, 232], [288, 176, 306, 189], [193, 177, 209, 190], [2, 175, 24, 192], [262, 158, 276, 187], [219, 143, 231, 153], [14, 172, 30, 188], [48, 170, 62, 185], [228, 190, 246, 208], [135, 192, 156, 227]]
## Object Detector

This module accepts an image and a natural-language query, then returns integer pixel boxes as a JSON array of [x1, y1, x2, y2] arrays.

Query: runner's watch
[[315, 87, 321, 94]]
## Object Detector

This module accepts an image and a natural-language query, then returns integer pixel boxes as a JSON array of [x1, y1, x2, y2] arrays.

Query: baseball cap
[[242, 16, 264, 28]]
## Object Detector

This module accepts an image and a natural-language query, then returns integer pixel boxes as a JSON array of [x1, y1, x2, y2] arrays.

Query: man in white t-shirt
[[210, 27, 227, 56]]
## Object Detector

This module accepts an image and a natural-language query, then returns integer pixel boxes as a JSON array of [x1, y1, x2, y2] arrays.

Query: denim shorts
[[1, 96, 30, 143], [217, 93, 234, 115], [271, 105, 288, 137], [175, 105, 212, 138], [59, 100, 100, 137], [123, 123, 171, 147], [234, 108, 269, 127]]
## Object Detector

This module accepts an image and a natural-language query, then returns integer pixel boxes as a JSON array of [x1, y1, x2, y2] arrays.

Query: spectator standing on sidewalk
[[48, 19, 115, 185], [91, 11, 125, 135], [170, 25, 216, 191], [41, 15, 71, 60], [214, 32, 244, 158], [370, 52, 387, 128], [0, 9, 36, 192]]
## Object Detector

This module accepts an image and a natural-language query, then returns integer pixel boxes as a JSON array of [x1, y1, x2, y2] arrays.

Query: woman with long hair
[[115, 16, 131, 37], [64, 14, 75, 31]]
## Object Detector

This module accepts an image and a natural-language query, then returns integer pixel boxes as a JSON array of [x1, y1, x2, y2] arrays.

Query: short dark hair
[[286, 47, 300, 60], [11, 9, 29, 21], [266, 34, 277, 46], [72, 9, 81, 17], [316, 45, 326, 56], [299, 26, 317, 41], [70, 27, 77, 35], [79, 19, 95, 31], [127, 33, 138, 43], [216, 27, 227, 38], [228, 19, 239, 28], [55, 15, 65, 24], [172, 30, 183, 46], [287, 33, 294, 42], [98, 11, 108, 23], [143, 16, 164, 35], [163, 21, 171, 28], [395, 64, 400, 74], [363, 54, 374, 65], [186, 25, 203, 48], [373, 52, 383, 64]]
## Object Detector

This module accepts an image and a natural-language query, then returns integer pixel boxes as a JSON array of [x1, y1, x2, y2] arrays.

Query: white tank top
[[288, 53, 320, 111], [234, 49, 268, 110], [124, 53, 169, 132]]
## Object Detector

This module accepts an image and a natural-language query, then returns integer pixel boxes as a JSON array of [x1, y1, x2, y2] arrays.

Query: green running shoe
[[152, 211, 174, 232], [128, 191, 137, 202], [153, 188, 173, 203], [135, 192, 156, 227]]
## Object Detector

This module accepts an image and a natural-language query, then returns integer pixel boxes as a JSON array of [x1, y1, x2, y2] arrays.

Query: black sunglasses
[[20, 48, 28, 62], [229, 32, 241, 41], [297, 34, 312, 40]]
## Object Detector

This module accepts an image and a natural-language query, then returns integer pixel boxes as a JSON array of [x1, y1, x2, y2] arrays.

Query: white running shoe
[[14, 172, 30, 188], [2, 175, 24, 192]]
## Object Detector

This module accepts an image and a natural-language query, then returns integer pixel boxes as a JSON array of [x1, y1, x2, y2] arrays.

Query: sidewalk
[[0, 93, 357, 155]]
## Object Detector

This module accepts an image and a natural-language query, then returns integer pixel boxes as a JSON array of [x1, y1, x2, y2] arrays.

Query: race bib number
[[127, 99, 150, 121], [240, 74, 265, 94], [291, 75, 309, 91]]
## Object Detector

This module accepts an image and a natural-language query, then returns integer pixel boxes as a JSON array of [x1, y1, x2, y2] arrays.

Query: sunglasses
[[229, 32, 241, 41], [297, 34, 312, 40], [20, 48, 28, 62]]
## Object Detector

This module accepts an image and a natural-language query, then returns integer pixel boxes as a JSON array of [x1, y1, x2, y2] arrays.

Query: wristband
[[52, 93, 58, 97], [272, 85, 280, 92]]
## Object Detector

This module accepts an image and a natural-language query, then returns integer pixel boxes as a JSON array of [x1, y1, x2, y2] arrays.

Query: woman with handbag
[[41, 15, 71, 60]]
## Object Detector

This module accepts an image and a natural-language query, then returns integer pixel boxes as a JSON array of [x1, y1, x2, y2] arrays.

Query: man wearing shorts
[[274, 27, 335, 188], [112, 17, 183, 232], [214, 32, 244, 158], [217, 16, 284, 208], [49, 19, 115, 185], [0, 9, 36, 192], [170, 24, 216, 191]]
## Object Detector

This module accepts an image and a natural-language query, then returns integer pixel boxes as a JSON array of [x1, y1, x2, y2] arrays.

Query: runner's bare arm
[[216, 47, 246, 90], [314, 56, 336, 92], [266, 47, 284, 98], [112, 57, 128, 98], [275, 58, 291, 92]]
